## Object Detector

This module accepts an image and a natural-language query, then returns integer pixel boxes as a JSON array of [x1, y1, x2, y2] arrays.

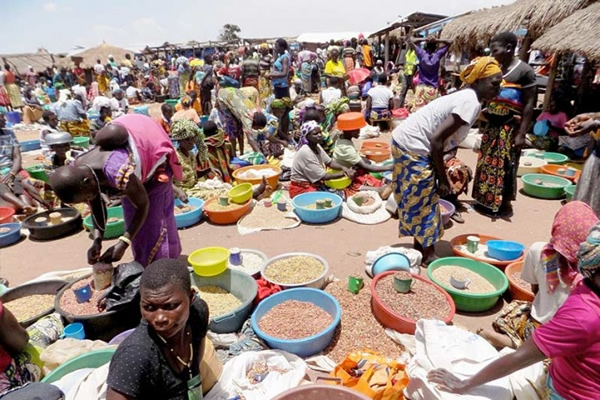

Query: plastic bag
[[332, 349, 409, 400], [101, 262, 143, 312], [347, 191, 383, 215], [204, 350, 306, 400], [40, 338, 112, 376]]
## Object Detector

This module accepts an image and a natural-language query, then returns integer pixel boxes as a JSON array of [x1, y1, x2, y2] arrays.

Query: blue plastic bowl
[[382, 171, 393, 183], [0, 223, 21, 247], [372, 252, 410, 276], [251, 288, 341, 358], [486, 240, 525, 261], [175, 198, 204, 229], [20, 140, 41, 152], [292, 192, 343, 224]]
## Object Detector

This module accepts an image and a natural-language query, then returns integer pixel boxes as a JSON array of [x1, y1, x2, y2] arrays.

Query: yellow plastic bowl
[[188, 247, 230, 277], [324, 170, 352, 189], [228, 183, 253, 204]]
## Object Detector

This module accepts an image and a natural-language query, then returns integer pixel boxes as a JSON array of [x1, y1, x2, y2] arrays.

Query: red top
[[4, 70, 16, 85]]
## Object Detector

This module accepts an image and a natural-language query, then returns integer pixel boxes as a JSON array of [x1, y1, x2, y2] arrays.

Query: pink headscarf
[[542, 201, 599, 292]]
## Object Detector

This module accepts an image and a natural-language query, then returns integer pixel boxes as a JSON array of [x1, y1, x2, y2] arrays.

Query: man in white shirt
[[320, 77, 342, 107], [93, 59, 105, 75], [366, 74, 394, 122]]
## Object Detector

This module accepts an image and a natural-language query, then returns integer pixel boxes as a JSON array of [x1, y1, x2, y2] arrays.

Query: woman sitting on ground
[[52, 90, 89, 137], [391, 57, 502, 264], [249, 112, 289, 159], [429, 221, 600, 400], [40, 110, 60, 154], [478, 201, 598, 349], [172, 95, 201, 125], [290, 121, 355, 198], [22, 87, 44, 125], [202, 121, 234, 183], [332, 112, 392, 197], [107, 259, 211, 400], [365, 74, 394, 124], [171, 119, 208, 200]]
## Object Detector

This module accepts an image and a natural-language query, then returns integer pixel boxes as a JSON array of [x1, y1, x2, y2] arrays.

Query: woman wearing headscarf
[[258, 44, 273, 108], [390, 57, 502, 265], [478, 201, 599, 349], [171, 119, 208, 200], [429, 221, 600, 400], [49, 114, 183, 267], [51, 89, 89, 137], [290, 121, 355, 198], [3, 65, 23, 109], [200, 68, 218, 115], [202, 120, 234, 183], [172, 95, 201, 125], [298, 50, 317, 94]]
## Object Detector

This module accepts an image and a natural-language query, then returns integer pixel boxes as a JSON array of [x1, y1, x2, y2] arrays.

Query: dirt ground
[[0, 113, 564, 334]]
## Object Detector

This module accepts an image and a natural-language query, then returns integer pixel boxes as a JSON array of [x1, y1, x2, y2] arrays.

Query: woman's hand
[[567, 119, 599, 136], [343, 168, 356, 179], [173, 186, 188, 203], [88, 239, 102, 265], [427, 368, 468, 394], [2, 173, 15, 185], [99, 240, 128, 263]]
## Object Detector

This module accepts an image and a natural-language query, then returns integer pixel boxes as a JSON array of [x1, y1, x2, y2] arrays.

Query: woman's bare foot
[[477, 328, 516, 349]]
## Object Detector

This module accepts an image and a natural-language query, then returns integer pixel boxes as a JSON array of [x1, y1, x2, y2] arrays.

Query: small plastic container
[[348, 276, 364, 294], [62, 323, 85, 340], [229, 248, 242, 266], [73, 283, 92, 303], [393, 272, 414, 293], [466, 236, 480, 253], [277, 199, 287, 212]]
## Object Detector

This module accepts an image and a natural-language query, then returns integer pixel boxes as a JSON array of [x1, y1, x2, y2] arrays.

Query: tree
[[219, 24, 241, 42]]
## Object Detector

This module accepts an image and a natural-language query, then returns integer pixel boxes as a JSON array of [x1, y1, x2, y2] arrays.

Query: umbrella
[[190, 58, 204, 67], [347, 68, 371, 85]]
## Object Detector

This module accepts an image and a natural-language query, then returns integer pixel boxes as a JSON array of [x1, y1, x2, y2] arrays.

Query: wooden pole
[[519, 34, 533, 62], [543, 53, 559, 111], [384, 32, 390, 65]]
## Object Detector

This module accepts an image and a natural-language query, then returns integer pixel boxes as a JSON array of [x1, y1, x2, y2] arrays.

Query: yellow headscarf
[[459, 57, 502, 85], [259, 43, 269, 50]]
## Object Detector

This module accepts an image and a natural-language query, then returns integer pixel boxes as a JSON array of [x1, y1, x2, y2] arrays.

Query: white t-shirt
[[321, 87, 341, 107], [93, 64, 105, 75], [392, 89, 481, 155], [368, 85, 394, 109], [520, 242, 572, 324], [291, 145, 331, 184]]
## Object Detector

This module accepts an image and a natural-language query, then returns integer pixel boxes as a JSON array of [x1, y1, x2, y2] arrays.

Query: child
[[155, 103, 174, 135], [531, 93, 576, 152], [112, 89, 129, 116], [40, 110, 60, 155], [44, 132, 84, 169], [90, 106, 112, 143], [202, 121, 234, 183], [332, 112, 393, 198]]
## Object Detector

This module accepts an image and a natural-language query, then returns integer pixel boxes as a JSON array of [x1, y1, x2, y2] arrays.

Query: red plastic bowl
[[505, 261, 535, 302], [0, 207, 15, 224], [370, 271, 455, 334]]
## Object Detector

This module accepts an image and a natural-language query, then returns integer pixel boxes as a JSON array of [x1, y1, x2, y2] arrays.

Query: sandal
[[450, 212, 465, 224]]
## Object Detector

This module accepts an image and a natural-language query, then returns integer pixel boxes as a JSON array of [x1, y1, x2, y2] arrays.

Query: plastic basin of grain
[[233, 165, 281, 189], [438, 199, 455, 225], [428, 257, 508, 312], [564, 185, 576, 202], [174, 197, 204, 229], [292, 192, 343, 224], [83, 206, 125, 239], [261, 252, 329, 289], [505, 261, 535, 302], [0, 222, 21, 247], [0, 279, 66, 327], [521, 173, 571, 199], [190, 269, 258, 333], [251, 288, 341, 358], [42, 349, 115, 383]]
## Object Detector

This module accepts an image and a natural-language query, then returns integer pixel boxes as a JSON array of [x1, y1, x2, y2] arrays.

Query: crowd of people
[[1, 28, 600, 400]]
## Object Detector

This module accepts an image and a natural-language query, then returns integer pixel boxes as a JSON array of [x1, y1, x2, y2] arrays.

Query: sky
[[0, 0, 515, 54]]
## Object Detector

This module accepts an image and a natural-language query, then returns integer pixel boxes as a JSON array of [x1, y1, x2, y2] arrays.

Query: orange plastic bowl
[[370, 271, 455, 334], [362, 148, 391, 163], [505, 261, 535, 302], [337, 112, 367, 131], [232, 165, 281, 189], [540, 164, 581, 183], [361, 141, 390, 150], [0, 207, 15, 224], [203, 198, 252, 225], [450, 233, 525, 270]]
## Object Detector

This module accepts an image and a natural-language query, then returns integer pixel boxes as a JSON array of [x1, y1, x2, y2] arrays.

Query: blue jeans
[[547, 374, 566, 400]]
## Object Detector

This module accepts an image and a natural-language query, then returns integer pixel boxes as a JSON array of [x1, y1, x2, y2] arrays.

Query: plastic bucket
[[133, 106, 149, 116], [62, 322, 85, 339], [6, 111, 21, 124]]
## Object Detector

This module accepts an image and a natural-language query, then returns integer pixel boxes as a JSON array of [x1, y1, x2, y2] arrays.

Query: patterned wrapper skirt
[[472, 121, 519, 213], [59, 120, 90, 137], [408, 84, 438, 113], [392, 143, 443, 247]]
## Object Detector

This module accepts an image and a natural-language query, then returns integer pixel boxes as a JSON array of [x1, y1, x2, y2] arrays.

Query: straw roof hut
[[532, 1, 600, 60], [0, 49, 67, 75], [72, 42, 132, 68]]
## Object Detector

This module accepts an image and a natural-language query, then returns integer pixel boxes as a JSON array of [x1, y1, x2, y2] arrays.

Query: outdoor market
[[0, 0, 599, 399]]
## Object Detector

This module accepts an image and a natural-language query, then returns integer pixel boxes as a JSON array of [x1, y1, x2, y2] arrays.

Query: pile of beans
[[264, 256, 324, 285], [59, 277, 105, 315], [376, 274, 452, 321], [258, 300, 333, 340], [432, 266, 497, 294], [325, 280, 403, 362], [510, 272, 533, 292], [197, 286, 242, 317], [5, 294, 55, 322]]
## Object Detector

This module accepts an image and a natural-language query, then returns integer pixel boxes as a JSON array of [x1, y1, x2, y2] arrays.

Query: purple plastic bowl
[[439, 199, 456, 225]]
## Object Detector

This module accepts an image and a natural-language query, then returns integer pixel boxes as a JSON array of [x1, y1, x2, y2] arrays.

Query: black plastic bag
[[101, 261, 144, 312]]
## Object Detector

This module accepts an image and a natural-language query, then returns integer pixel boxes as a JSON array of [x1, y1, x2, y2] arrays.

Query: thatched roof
[[500, 0, 596, 38], [441, 0, 596, 53], [0, 49, 67, 75], [72, 42, 132, 68], [532, 1, 600, 60], [441, 4, 516, 53]]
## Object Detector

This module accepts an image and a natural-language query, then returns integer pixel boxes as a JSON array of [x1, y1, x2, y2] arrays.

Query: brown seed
[[258, 300, 333, 340]]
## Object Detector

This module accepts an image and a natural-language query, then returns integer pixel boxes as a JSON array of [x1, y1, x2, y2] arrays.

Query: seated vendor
[[290, 120, 355, 198], [90, 106, 113, 143], [478, 201, 598, 349], [304, 108, 334, 156], [107, 259, 210, 400], [249, 112, 289, 159], [365, 74, 394, 123], [202, 121, 234, 183], [44, 132, 85, 169], [333, 112, 392, 198], [40, 110, 60, 154], [156, 103, 174, 136], [175, 90, 202, 116], [171, 119, 208, 201]]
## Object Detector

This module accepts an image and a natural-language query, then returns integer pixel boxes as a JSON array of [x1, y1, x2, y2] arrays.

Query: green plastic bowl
[[25, 164, 49, 183], [72, 136, 90, 149], [521, 173, 571, 199], [83, 206, 125, 239], [42, 348, 115, 383], [543, 152, 569, 165], [427, 257, 508, 312], [564, 185, 576, 201], [165, 98, 179, 107]]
